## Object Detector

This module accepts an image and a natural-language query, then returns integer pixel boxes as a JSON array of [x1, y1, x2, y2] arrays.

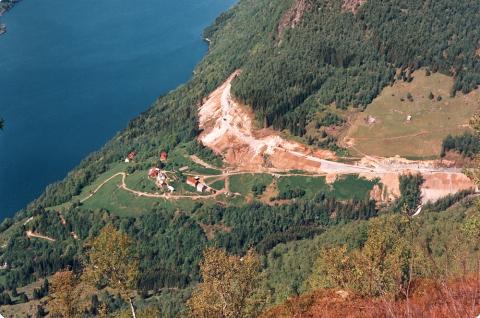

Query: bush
[[251, 184, 267, 197], [0, 292, 12, 305], [19, 292, 28, 303]]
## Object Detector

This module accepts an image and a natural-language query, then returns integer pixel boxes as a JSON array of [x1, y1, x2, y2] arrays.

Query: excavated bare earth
[[342, 0, 368, 13], [198, 72, 478, 203], [198, 71, 337, 172], [277, 0, 311, 41]]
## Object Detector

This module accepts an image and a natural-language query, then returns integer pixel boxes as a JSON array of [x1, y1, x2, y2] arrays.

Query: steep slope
[[0, 0, 479, 316], [344, 70, 480, 158], [232, 0, 480, 136], [197, 72, 476, 203]]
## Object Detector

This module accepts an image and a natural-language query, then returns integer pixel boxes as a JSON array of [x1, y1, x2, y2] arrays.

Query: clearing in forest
[[344, 70, 480, 158]]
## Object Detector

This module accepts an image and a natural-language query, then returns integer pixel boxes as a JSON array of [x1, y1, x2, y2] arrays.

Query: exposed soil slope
[[199, 71, 337, 172], [198, 73, 478, 203], [342, 0, 367, 13], [277, 0, 311, 41]]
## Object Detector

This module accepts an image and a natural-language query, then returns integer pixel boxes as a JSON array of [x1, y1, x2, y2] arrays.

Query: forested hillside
[[232, 0, 480, 135], [19, 0, 480, 211], [0, 0, 479, 316]]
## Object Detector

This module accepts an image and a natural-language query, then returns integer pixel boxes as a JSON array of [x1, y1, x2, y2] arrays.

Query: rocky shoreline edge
[[0, 0, 19, 36]]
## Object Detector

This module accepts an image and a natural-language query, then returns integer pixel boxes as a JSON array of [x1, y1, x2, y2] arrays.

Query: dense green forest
[[0, 0, 479, 316], [0, 193, 377, 290]]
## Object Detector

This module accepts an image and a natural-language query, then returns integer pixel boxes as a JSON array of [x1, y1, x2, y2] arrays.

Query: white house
[[196, 183, 207, 193]]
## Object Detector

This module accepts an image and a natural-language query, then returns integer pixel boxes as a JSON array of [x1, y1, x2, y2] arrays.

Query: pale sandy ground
[[198, 72, 478, 203]]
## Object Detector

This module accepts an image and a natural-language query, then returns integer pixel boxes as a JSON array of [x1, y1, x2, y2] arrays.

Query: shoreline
[[0, 0, 19, 36], [0, 0, 236, 220]]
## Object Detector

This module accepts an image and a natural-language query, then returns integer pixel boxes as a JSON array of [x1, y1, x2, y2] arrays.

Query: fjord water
[[0, 0, 235, 219]]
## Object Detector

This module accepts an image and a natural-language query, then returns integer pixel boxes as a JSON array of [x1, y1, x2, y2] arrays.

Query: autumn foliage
[[262, 209, 480, 318], [187, 247, 266, 318], [261, 276, 480, 318], [48, 269, 81, 318]]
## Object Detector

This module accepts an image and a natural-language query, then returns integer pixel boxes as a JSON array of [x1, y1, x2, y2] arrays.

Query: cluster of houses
[[148, 167, 174, 193], [125, 150, 215, 195], [125, 150, 168, 163], [149, 150, 174, 192]]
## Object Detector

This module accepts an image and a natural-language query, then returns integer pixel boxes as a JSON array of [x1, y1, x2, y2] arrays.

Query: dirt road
[[75, 72, 477, 205], [190, 155, 219, 170], [197, 72, 477, 202], [80, 172, 230, 202], [199, 72, 465, 175], [26, 230, 56, 242]]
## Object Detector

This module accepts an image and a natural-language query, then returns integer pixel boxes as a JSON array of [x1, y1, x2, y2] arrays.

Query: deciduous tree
[[48, 269, 81, 318], [83, 225, 139, 318], [307, 245, 355, 290], [307, 216, 427, 298], [187, 247, 266, 318]]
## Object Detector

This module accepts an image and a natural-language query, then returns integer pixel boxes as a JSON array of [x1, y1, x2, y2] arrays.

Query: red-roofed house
[[125, 151, 137, 162], [160, 151, 168, 162], [186, 176, 198, 188], [148, 167, 160, 178]]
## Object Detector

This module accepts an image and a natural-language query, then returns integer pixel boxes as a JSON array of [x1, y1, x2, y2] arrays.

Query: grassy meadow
[[345, 71, 480, 158]]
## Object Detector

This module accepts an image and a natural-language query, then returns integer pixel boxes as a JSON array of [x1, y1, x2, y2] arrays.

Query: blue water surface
[[0, 0, 235, 219]]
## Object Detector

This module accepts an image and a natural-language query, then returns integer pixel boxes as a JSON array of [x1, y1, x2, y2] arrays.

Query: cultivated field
[[344, 71, 480, 158]]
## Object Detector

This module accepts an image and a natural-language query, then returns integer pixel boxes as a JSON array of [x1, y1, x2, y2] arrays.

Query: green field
[[276, 174, 376, 201], [276, 176, 329, 199], [345, 70, 480, 158], [44, 155, 377, 218], [331, 175, 378, 200], [81, 175, 158, 217], [124, 170, 159, 193], [208, 179, 226, 191], [227, 174, 376, 202], [46, 162, 129, 211], [40, 149, 225, 217], [229, 174, 274, 196]]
